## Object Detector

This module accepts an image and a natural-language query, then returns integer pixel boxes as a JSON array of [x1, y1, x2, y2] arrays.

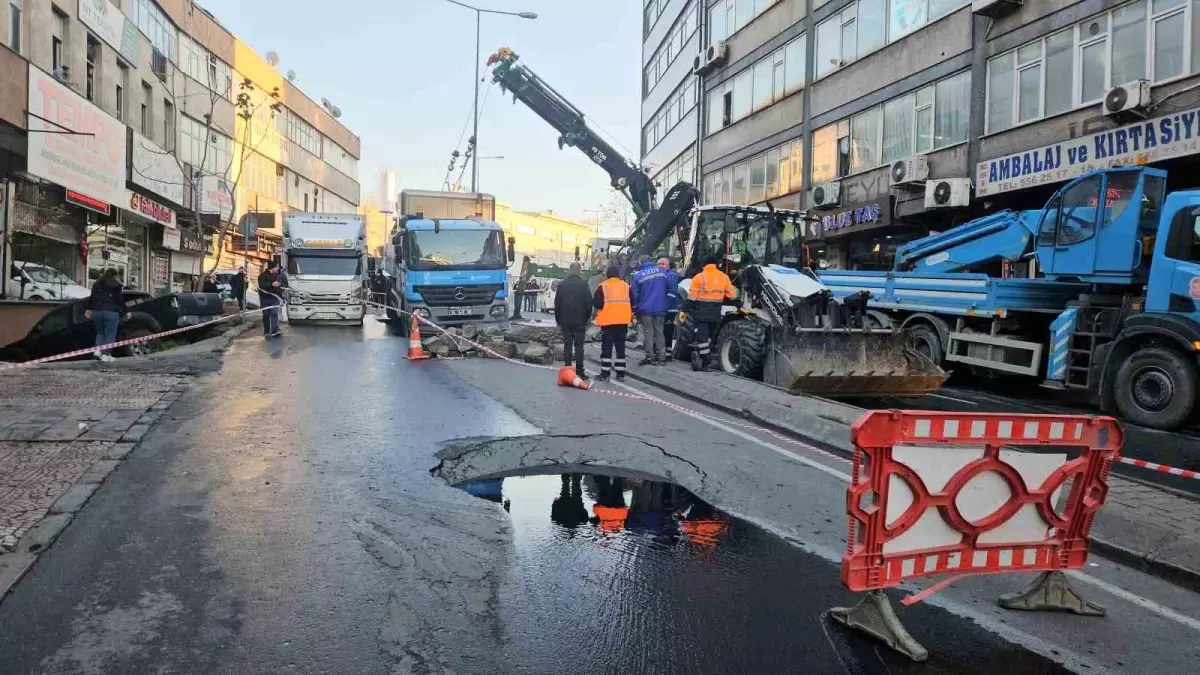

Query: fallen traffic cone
[[405, 317, 430, 360], [557, 366, 591, 390]]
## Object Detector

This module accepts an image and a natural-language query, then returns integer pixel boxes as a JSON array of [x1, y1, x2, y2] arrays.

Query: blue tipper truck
[[382, 189, 514, 335], [818, 166, 1200, 430]]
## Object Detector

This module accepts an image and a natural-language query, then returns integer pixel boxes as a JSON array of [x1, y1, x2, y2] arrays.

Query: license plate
[[312, 313, 338, 319], [447, 307, 471, 316]]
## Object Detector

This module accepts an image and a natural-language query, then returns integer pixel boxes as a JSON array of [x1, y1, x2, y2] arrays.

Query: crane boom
[[487, 48, 659, 220]]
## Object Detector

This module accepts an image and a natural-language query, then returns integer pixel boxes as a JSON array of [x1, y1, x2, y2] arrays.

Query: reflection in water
[[454, 472, 1066, 674]]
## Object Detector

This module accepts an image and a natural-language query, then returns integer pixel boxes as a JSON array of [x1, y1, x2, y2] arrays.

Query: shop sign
[[104, 248, 129, 264], [127, 190, 175, 227], [130, 132, 186, 205], [66, 189, 111, 215], [27, 68, 127, 205], [161, 226, 181, 251], [180, 230, 207, 255], [819, 199, 892, 239], [977, 108, 1200, 196], [195, 173, 234, 222], [78, 0, 140, 64]]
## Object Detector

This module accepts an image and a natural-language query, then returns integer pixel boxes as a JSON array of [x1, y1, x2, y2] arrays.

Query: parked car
[[0, 291, 225, 362], [6, 261, 91, 301]]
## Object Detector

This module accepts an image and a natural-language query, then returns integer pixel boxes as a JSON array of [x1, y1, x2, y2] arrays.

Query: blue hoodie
[[630, 260, 671, 316]]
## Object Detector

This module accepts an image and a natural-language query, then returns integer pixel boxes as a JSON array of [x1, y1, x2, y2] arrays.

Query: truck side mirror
[[507, 236, 516, 263]]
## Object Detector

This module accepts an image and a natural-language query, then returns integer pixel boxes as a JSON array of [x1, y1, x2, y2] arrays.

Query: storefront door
[[88, 222, 147, 290]]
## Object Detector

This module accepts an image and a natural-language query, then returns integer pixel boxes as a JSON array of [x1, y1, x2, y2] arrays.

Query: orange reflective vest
[[688, 265, 736, 303], [595, 278, 632, 326], [593, 505, 629, 532]]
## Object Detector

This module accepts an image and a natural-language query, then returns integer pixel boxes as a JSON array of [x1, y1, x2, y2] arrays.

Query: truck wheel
[[1113, 347, 1197, 430], [906, 325, 943, 367], [717, 320, 766, 379]]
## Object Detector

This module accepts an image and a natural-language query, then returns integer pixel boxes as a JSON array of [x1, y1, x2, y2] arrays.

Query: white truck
[[281, 213, 368, 325]]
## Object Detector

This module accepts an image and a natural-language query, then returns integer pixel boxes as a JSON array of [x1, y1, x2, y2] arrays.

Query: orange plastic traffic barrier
[[557, 365, 590, 390], [831, 410, 1123, 662], [404, 318, 430, 361]]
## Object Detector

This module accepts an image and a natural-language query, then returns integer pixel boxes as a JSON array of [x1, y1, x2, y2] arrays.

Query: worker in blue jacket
[[658, 257, 681, 352], [630, 255, 671, 365]]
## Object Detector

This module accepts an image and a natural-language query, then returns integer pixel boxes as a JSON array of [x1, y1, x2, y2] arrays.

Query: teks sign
[[26, 68, 127, 206]]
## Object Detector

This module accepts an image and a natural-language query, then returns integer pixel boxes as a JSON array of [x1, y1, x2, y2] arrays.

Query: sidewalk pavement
[[586, 343, 1200, 591]]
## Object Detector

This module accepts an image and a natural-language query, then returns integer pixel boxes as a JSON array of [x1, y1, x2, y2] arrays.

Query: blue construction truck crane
[[819, 166, 1200, 430]]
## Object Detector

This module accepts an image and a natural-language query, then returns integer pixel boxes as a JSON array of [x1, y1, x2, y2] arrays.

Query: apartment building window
[[130, 0, 176, 60], [811, 121, 850, 184], [140, 82, 152, 137], [7, 0, 20, 53], [178, 32, 232, 96], [986, 1, 1191, 134], [706, 34, 805, 135], [653, 146, 697, 189], [644, 0, 668, 36], [702, 138, 803, 206], [163, 100, 174, 151], [645, 78, 698, 151], [709, 0, 779, 43], [51, 7, 67, 75], [179, 115, 232, 176], [116, 62, 129, 121], [644, 1, 699, 93], [816, 0, 968, 79], [86, 35, 103, 102]]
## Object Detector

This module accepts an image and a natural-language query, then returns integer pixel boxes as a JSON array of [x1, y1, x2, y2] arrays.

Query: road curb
[[0, 377, 193, 603], [596, 353, 1200, 594]]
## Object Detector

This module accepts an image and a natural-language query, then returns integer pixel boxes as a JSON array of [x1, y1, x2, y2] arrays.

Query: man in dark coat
[[553, 262, 594, 380], [257, 261, 287, 337], [230, 268, 248, 310]]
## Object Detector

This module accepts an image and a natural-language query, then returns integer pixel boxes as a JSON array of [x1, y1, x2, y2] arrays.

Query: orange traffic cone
[[557, 366, 590, 390], [405, 317, 430, 360]]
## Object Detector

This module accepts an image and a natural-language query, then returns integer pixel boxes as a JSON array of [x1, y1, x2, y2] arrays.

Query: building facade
[[495, 203, 596, 279], [643, 0, 1200, 271], [0, 0, 361, 330]]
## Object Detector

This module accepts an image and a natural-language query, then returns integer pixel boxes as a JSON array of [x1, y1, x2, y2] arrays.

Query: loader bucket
[[763, 326, 948, 398]]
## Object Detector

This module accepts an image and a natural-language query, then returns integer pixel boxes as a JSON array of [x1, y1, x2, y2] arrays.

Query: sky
[[199, 0, 644, 223]]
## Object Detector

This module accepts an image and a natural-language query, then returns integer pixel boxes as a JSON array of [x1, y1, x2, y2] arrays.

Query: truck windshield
[[406, 230, 506, 270], [287, 252, 362, 276]]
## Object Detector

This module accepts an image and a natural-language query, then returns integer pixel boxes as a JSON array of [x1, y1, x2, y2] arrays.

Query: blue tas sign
[[977, 109, 1200, 196], [819, 199, 891, 239]]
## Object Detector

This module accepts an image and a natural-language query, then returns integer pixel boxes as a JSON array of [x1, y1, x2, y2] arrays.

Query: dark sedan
[[0, 291, 225, 362]]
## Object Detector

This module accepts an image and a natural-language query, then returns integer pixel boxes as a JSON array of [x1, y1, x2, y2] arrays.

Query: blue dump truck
[[382, 190, 513, 334], [818, 167, 1200, 430]]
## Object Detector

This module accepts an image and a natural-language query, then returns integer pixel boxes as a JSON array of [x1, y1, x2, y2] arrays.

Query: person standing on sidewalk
[[85, 268, 129, 362], [659, 257, 681, 352], [592, 265, 632, 382], [554, 262, 593, 380], [630, 255, 670, 365], [230, 268, 248, 311], [686, 254, 737, 371], [257, 261, 287, 338]]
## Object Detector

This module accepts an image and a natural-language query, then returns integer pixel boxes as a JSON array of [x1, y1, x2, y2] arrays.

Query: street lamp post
[[443, 1, 536, 193]]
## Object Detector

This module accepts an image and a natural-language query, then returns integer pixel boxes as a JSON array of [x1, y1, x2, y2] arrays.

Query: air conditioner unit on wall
[[1104, 80, 1151, 121], [925, 178, 972, 209], [693, 41, 728, 76], [972, 0, 1023, 18], [889, 156, 929, 187], [810, 181, 842, 209]]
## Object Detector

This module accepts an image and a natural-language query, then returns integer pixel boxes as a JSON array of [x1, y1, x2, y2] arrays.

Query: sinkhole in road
[[435, 437, 1069, 673]]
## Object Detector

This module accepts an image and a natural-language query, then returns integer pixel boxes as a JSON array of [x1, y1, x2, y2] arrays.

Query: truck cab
[[282, 213, 368, 325], [384, 217, 512, 333]]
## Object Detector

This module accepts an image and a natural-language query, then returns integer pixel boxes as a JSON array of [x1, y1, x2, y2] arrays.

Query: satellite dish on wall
[[321, 97, 332, 108], [286, 69, 297, 81], [265, 51, 280, 67], [330, 106, 342, 119]]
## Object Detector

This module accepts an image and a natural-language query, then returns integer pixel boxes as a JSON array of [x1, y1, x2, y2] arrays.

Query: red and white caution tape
[[1116, 457, 1200, 480], [0, 303, 273, 373]]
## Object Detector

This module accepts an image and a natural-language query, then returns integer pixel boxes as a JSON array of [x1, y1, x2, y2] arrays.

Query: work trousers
[[639, 314, 666, 359], [599, 325, 628, 377], [560, 325, 586, 373], [693, 320, 721, 364]]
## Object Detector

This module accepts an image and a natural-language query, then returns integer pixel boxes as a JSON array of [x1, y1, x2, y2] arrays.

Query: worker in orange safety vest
[[590, 476, 629, 532], [685, 254, 738, 371], [592, 266, 633, 381]]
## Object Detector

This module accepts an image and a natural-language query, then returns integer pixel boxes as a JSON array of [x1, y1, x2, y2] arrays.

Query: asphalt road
[[0, 318, 1197, 673]]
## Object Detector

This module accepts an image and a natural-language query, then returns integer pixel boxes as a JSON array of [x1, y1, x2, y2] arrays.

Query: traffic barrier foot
[[997, 571, 1105, 616], [828, 590, 928, 662]]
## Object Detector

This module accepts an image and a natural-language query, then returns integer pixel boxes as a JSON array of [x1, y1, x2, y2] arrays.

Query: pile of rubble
[[419, 322, 604, 363]]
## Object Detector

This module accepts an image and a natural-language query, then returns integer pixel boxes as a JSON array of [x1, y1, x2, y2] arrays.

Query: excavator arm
[[487, 48, 696, 262]]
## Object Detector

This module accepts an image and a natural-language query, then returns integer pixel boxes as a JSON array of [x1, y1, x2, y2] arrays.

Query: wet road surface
[[456, 472, 1065, 673], [0, 318, 1196, 672]]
